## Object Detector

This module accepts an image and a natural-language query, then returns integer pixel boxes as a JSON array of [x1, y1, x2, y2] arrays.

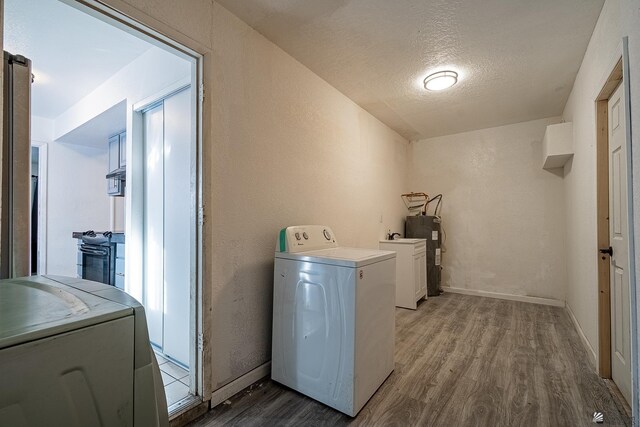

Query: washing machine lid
[[0, 276, 132, 350], [275, 246, 395, 268]]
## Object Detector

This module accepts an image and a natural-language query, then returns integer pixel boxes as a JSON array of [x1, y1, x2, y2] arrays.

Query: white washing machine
[[0, 275, 168, 426], [272, 225, 396, 417]]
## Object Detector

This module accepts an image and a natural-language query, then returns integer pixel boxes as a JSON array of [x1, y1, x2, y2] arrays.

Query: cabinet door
[[108, 134, 120, 173], [119, 132, 126, 168], [414, 254, 422, 299], [420, 253, 427, 296]]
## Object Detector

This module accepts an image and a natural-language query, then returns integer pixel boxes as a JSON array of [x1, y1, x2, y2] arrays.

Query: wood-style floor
[[190, 293, 630, 426]]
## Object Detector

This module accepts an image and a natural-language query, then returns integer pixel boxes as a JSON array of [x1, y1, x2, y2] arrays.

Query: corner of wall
[[565, 301, 598, 368]]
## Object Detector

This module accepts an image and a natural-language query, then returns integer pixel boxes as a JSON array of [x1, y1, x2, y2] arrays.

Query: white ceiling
[[4, 0, 152, 119], [216, 0, 605, 140]]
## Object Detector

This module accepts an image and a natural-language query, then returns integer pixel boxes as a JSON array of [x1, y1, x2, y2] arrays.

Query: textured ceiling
[[216, 0, 605, 140], [4, 0, 151, 119]]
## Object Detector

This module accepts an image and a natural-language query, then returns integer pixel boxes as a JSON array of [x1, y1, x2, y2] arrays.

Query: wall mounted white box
[[542, 122, 573, 169]]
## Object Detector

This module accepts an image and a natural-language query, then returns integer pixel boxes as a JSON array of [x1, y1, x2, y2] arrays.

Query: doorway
[[29, 142, 47, 275], [3, 0, 205, 417], [596, 57, 632, 405], [30, 147, 39, 275]]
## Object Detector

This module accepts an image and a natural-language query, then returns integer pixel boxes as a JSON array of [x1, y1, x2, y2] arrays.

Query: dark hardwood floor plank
[[189, 293, 630, 427]]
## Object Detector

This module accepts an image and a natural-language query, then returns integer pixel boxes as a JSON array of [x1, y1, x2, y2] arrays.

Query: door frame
[[596, 57, 623, 379], [596, 39, 639, 422], [60, 0, 209, 416]]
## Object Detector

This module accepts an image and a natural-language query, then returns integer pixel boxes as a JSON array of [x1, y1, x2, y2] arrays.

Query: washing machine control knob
[[295, 232, 301, 241], [323, 229, 331, 240], [303, 232, 309, 240]]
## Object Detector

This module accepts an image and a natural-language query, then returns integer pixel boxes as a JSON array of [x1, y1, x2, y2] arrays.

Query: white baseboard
[[210, 362, 271, 409], [444, 286, 565, 307], [565, 302, 597, 368]]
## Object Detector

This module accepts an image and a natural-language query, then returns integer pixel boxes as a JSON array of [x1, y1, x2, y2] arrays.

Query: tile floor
[[155, 351, 191, 408]]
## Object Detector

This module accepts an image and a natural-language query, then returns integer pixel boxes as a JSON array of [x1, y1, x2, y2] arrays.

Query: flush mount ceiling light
[[423, 70, 458, 91]]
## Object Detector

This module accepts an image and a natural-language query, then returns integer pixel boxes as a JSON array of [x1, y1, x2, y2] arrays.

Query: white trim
[[443, 286, 565, 307], [133, 78, 190, 112], [622, 37, 639, 425], [209, 362, 271, 409], [566, 302, 598, 368], [590, 40, 623, 101], [31, 141, 48, 275]]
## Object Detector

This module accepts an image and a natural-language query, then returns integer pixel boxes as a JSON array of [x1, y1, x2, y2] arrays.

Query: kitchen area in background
[[4, 0, 198, 412]]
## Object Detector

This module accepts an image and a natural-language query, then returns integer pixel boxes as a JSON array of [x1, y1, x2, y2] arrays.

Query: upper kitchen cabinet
[[119, 133, 126, 168], [109, 134, 120, 172], [107, 131, 126, 196]]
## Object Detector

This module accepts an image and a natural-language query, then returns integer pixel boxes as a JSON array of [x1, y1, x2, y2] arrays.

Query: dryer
[[272, 225, 396, 416], [0, 275, 168, 426]]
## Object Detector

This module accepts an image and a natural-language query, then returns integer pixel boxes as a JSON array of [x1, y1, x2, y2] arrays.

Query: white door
[[608, 82, 631, 403], [142, 87, 192, 368]]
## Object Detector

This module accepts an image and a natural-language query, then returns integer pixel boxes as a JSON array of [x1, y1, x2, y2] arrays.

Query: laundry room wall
[[562, 0, 620, 365], [409, 117, 566, 302], [208, 2, 408, 391], [96, 0, 409, 397]]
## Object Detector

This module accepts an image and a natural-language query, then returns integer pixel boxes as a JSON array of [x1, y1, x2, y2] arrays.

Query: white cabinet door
[[413, 253, 427, 300], [420, 253, 427, 297], [413, 254, 422, 300]]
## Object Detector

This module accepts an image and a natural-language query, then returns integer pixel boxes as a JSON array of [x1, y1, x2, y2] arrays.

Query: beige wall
[[5, 0, 639, 408], [209, 2, 408, 389], [30, 115, 111, 277], [100, 0, 408, 394], [562, 0, 621, 362], [409, 117, 566, 301]]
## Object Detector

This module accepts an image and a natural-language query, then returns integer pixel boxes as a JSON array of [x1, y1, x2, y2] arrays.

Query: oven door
[[80, 244, 114, 286]]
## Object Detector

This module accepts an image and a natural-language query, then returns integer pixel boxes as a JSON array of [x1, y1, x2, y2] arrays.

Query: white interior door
[[608, 82, 631, 403]]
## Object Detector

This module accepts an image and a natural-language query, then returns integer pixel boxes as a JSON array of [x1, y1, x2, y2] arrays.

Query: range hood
[[106, 167, 125, 180]]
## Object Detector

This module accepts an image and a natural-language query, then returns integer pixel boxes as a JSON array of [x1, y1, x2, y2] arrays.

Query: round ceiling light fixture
[[423, 70, 458, 91]]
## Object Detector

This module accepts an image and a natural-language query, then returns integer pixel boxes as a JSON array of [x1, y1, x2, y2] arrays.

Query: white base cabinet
[[379, 239, 427, 309]]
